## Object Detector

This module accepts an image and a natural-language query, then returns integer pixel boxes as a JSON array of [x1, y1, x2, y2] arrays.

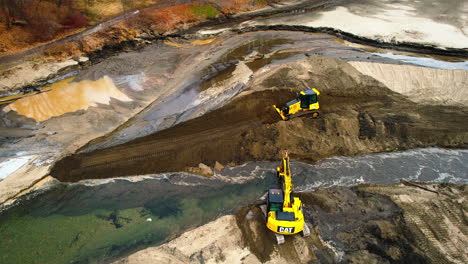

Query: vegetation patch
[[191, 4, 221, 18]]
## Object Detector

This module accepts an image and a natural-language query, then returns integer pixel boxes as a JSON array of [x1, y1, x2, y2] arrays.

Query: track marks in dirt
[[51, 56, 468, 182]]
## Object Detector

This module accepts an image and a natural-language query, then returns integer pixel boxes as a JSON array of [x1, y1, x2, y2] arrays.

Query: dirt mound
[[236, 183, 467, 263], [362, 183, 468, 264], [50, 56, 468, 182], [350, 61, 468, 106]]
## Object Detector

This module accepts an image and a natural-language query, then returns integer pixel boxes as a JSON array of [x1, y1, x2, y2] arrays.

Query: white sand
[[350, 62, 468, 106], [114, 215, 260, 264], [252, 2, 468, 49], [0, 156, 33, 179]]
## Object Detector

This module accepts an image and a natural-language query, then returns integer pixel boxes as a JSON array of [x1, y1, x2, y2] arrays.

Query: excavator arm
[[276, 152, 294, 208]]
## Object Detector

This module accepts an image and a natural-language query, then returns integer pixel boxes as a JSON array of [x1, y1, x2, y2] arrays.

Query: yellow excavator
[[273, 88, 320, 121], [260, 152, 310, 244]]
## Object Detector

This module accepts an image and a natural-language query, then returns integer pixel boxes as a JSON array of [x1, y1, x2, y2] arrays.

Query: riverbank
[[0, 0, 467, 214], [1, 0, 467, 95], [1, 32, 467, 205], [1, 149, 466, 264], [117, 182, 468, 263]]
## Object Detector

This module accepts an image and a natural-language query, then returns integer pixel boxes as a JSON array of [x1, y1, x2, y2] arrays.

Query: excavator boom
[[263, 152, 310, 243], [277, 153, 293, 208]]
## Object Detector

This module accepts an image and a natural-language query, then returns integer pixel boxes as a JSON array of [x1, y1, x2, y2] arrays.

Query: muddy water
[[1, 148, 466, 263], [3, 77, 131, 122]]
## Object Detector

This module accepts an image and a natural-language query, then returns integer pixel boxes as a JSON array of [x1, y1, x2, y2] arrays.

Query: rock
[[214, 161, 225, 172], [77, 56, 89, 63], [198, 163, 214, 177], [185, 163, 215, 177]]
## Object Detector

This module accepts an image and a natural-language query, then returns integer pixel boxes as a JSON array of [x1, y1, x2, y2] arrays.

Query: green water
[[0, 174, 275, 264]]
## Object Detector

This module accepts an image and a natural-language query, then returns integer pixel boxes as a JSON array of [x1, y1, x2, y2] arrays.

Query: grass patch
[[191, 4, 221, 19], [255, 0, 268, 6]]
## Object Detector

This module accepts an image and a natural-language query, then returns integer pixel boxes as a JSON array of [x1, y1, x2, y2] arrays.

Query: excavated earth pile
[[237, 183, 468, 263], [51, 56, 468, 181]]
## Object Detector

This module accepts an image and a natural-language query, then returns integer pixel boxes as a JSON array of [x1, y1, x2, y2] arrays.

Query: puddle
[[199, 38, 299, 91], [246, 50, 303, 71], [112, 73, 146, 92], [164, 38, 217, 49], [163, 40, 184, 48], [3, 77, 132, 122], [199, 63, 237, 91], [219, 38, 294, 66], [372, 53, 468, 70], [191, 38, 216, 46], [334, 37, 467, 64]]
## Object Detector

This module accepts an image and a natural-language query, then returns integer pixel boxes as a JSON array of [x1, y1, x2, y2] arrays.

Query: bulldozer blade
[[273, 105, 289, 121]]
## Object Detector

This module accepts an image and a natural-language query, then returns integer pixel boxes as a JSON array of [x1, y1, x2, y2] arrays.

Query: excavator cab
[[273, 88, 320, 121], [267, 189, 283, 211]]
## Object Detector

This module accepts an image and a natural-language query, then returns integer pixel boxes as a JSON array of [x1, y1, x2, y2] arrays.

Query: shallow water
[[4, 77, 131, 122], [224, 148, 468, 189], [373, 53, 468, 70], [0, 148, 466, 263], [0, 173, 275, 264]]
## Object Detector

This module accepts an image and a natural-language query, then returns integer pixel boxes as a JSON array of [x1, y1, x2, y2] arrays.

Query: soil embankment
[[116, 183, 468, 263], [51, 56, 468, 181], [350, 62, 468, 106]]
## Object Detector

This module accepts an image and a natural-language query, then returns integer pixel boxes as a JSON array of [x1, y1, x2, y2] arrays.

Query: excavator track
[[302, 222, 311, 237], [259, 203, 285, 245]]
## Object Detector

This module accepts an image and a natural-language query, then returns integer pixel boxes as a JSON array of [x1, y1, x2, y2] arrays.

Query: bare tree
[[1, 0, 14, 29]]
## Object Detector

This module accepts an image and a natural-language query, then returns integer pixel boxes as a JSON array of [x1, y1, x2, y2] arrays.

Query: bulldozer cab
[[297, 90, 318, 109]]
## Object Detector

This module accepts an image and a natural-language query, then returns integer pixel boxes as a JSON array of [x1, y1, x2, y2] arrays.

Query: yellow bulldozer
[[260, 152, 310, 244], [273, 88, 320, 121]]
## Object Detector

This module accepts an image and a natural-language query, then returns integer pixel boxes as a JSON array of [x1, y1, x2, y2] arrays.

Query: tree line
[[0, 0, 88, 41]]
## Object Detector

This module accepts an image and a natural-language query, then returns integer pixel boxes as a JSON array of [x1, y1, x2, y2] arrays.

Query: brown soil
[[50, 56, 468, 182], [235, 186, 431, 263], [361, 183, 468, 264]]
